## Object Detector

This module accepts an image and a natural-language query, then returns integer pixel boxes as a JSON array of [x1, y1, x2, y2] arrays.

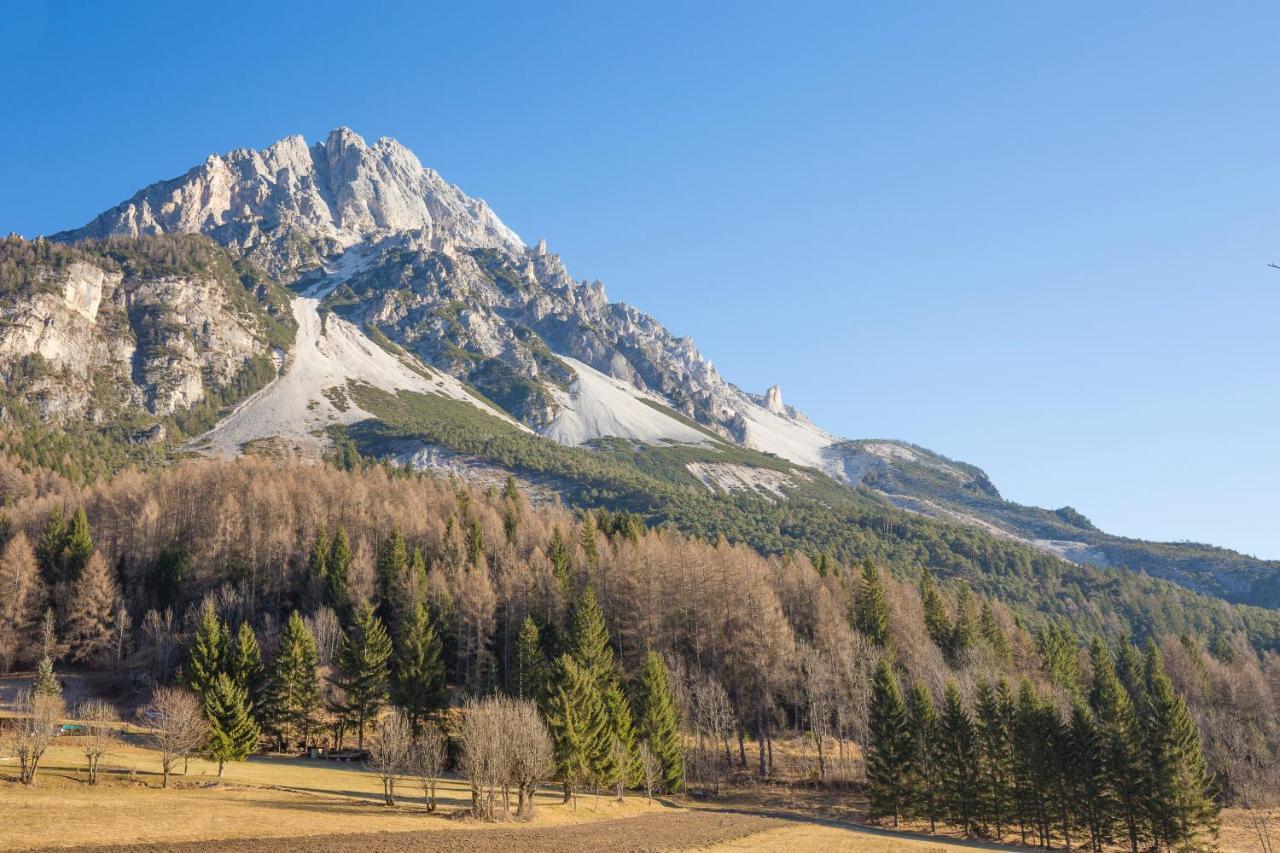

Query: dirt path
[[22, 811, 783, 853]]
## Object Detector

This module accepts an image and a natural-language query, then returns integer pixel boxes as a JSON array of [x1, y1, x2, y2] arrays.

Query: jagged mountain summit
[[1, 127, 1275, 611]]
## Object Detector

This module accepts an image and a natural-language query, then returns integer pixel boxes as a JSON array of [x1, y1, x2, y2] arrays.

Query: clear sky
[[3, 2, 1278, 558]]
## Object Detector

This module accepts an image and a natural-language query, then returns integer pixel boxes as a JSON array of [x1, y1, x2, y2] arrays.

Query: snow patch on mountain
[[540, 357, 711, 447]]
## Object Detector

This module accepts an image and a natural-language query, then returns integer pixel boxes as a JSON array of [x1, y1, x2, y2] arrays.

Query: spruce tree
[[63, 508, 94, 584], [34, 505, 67, 586], [975, 679, 1015, 840], [568, 588, 613, 684], [229, 622, 266, 721], [391, 600, 446, 733], [1090, 638, 1147, 853], [855, 558, 889, 645], [1069, 699, 1112, 853], [325, 527, 353, 617], [547, 527, 571, 591], [331, 602, 393, 749], [602, 678, 640, 788], [510, 616, 550, 704], [375, 528, 408, 616], [545, 654, 611, 803], [1139, 642, 1218, 851], [465, 518, 485, 567], [270, 611, 321, 749], [307, 530, 330, 598], [33, 656, 60, 696], [979, 600, 1011, 661], [949, 585, 979, 663], [866, 658, 912, 825], [185, 602, 229, 701], [578, 513, 599, 567], [636, 650, 683, 793], [203, 672, 260, 776], [907, 682, 940, 832], [938, 681, 980, 835], [919, 569, 951, 652]]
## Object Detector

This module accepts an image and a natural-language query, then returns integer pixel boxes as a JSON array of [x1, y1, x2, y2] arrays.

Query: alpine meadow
[[1, 5, 1278, 852]]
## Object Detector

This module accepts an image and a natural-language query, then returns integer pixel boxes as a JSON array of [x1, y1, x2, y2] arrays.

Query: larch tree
[[636, 650, 683, 793], [331, 601, 393, 749], [0, 532, 44, 672], [391, 599, 446, 733], [62, 552, 118, 664], [203, 672, 259, 776], [866, 657, 913, 826]]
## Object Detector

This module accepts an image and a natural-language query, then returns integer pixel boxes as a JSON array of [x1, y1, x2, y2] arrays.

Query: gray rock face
[[57, 128, 523, 274]]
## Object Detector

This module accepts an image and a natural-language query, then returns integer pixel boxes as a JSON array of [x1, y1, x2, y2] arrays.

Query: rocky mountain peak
[[765, 385, 785, 415], [54, 128, 524, 268]]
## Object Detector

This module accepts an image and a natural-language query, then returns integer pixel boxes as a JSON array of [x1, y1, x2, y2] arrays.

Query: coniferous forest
[[0, 456, 1275, 850]]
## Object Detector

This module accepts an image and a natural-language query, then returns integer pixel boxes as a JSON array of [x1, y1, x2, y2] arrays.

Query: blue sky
[[3, 2, 1278, 557]]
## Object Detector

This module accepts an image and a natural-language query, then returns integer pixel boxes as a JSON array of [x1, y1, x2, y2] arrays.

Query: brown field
[[0, 720, 1269, 851]]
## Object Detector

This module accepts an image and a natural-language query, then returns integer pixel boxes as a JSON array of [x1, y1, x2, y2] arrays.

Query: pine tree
[[63, 508, 94, 584], [1139, 641, 1219, 851], [855, 558, 889, 645], [636, 650, 683, 793], [229, 622, 266, 721], [975, 679, 1015, 840], [391, 600, 446, 733], [510, 616, 550, 704], [545, 654, 612, 803], [907, 682, 940, 832], [185, 602, 229, 701], [62, 552, 118, 663], [34, 505, 67, 587], [938, 681, 980, 836], [866, 657, 912, 825], [919, 569, 951, 652], [33, 656, 60, 696], [269, 611, 321, 749], [203, 672, 260, 776], [1090, 638, 1147, 853], [325, 527, 353, 617], [331, 602, 392, 749]]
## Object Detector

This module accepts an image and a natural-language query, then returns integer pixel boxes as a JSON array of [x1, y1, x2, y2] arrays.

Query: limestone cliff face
[[0, 236, 284, 424], [56, 128, 523, 275]]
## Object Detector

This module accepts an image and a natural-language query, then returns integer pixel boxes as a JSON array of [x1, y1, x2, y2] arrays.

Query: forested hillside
[[0, 455, 1274, 850]]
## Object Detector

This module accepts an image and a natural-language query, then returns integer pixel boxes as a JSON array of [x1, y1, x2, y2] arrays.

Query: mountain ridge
[[1, 126, 1272, 614]]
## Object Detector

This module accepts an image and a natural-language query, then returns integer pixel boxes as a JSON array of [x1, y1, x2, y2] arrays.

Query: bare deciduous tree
[[459, 695, 551, 821], [7, 689, 64, 784], [411, 722, 448, 812], [367, 710, 413, 805], [139, 686, 206, 788], [307, 606, 342, 669], [78, 699, 120, 784], [638, 741, 661, 803]]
